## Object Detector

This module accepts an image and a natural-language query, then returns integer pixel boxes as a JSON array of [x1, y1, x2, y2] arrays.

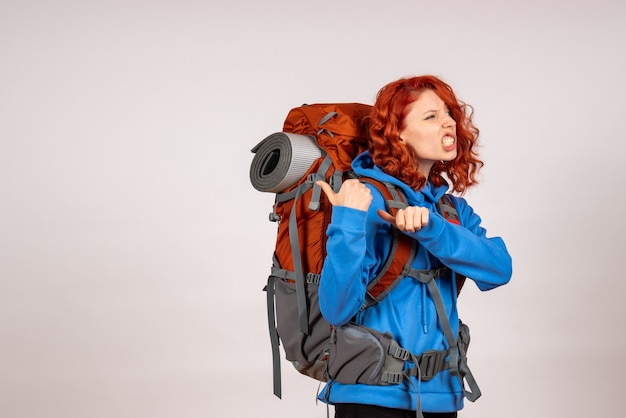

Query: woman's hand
[[316, 179, 372, 212], [378, 206, 429, 233]]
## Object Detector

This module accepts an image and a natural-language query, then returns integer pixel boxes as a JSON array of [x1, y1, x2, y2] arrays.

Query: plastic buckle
[[328, 174, 337, 191], [401, 264, 412, 278], [305, 273, 321, 284], [432, 267, 451, 279], [268, 212, 280, 222], [390, 345, 410, 361], [418, 350, 445, 381], [329, 172, 343, 193], [381, 371, 403, 384]]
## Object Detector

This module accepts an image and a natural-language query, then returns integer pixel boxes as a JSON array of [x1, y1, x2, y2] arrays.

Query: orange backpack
[[250, 103, 463, 398]]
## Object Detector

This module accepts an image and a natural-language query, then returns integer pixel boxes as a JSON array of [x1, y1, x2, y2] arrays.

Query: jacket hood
[[351, 151, 449, 206]]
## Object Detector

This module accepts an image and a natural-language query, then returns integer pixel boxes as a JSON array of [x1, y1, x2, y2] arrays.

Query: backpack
[[250, 103, 479, 402]]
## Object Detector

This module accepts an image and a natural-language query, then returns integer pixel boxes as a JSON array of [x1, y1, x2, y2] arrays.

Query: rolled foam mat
[[250, 132, 322, 193]]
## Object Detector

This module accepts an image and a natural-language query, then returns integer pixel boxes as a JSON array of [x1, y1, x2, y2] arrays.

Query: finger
[[406, 208, 428, 232], [396, 207, 431, 232], [316, 180, 336, 204], [339, 180, 372, 211], [395, 208, 407, 231], [377, 209, 396, 226], [410, 207, 426, 230], [404, 209, 417, 233], [342, 178, 361, 187], [420, 209, 429, 228]]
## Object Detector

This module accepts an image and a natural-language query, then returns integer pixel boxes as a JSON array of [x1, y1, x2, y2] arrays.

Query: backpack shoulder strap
[[436, 194, 466, 296], [357, 177, 416, 308], [436, 194, 460, 225]]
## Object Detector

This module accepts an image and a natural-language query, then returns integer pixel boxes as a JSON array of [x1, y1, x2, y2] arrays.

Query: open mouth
[[442, 135, 455, 147]]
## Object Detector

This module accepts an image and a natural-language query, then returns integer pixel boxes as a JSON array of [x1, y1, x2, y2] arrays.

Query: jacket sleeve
[[413, 195, 512, 291], [318, 187, 389, 326]]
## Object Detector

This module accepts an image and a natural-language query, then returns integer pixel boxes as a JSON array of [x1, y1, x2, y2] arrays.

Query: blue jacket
[[318, 152, 512, 413]]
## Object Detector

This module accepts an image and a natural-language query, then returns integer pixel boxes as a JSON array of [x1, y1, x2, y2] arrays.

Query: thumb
[[315, 180, 336, 204], [377, 209, 396, 226]]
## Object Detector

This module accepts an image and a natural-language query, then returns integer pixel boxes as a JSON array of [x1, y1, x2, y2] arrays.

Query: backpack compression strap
[[264, 269, 282, 398], [279, 154, 334, 334], [265, 154, 345, 397]]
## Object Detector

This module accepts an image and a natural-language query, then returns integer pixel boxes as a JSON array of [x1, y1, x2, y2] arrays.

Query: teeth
[[442, 136, 455, 147]]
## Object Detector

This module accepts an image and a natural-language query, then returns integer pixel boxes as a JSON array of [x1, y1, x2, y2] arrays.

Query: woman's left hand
[[378, 206, 429, 233]]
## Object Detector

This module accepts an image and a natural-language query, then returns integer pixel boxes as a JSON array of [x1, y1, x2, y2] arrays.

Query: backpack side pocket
[[328, 323, 401, 385]]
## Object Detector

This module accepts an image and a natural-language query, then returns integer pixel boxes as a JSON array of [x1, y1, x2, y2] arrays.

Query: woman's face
[[399, 89, 457, 176]]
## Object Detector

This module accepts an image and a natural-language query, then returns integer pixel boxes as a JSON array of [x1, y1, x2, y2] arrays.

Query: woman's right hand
[[316, 179, 372, 212], [378, 206, 429, 233]]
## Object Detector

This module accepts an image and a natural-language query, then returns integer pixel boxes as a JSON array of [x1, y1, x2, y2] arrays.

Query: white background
[[1, 1, 624, 417]]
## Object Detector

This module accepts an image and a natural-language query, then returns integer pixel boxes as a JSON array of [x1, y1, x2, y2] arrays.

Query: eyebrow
[[421, 108, 447, 116]]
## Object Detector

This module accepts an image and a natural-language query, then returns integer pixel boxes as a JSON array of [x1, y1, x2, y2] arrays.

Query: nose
[[443, 113, 456, 128]]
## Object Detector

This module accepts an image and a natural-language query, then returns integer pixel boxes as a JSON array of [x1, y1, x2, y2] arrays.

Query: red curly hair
[[368, 75, 483, 194]]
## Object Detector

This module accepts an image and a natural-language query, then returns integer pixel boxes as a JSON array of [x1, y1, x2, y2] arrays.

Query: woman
[[315, 75, 512, 418]]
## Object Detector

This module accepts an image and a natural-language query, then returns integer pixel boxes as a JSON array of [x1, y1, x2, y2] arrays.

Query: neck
[[418, 161, 434, 178]]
